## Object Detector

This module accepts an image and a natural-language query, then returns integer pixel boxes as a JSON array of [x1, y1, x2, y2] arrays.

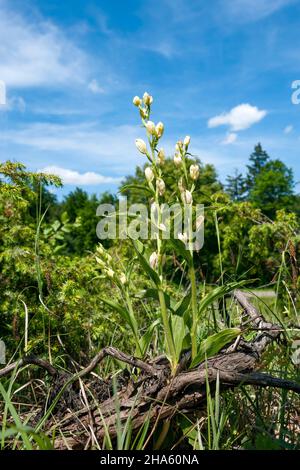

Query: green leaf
[[170, 314, 187, 361], [137, 319, 160, 356], [173, 292, 191, 317], [177, 416, 201, 450], [51, 220, 60, 232], [190, 327, 241, 368], [132, 240, 161, 286], [198, 280, 251, 317], [169, 238, 192, 264], [119, 184, 153, 196], [138, 288, 172, 311], [61, 211, 69, 224], [100, 297, 138, 337], [0, 382, 33, 449]]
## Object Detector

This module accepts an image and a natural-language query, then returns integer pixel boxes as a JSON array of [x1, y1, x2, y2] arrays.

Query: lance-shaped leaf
[[132, 240, 161, 286], [190, 328, 241, 368], [100, 297, 138, 338]]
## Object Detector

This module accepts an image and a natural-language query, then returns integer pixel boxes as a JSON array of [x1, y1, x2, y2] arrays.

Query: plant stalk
[[158, 289, 177, 372], [190, 263, 198, 360]]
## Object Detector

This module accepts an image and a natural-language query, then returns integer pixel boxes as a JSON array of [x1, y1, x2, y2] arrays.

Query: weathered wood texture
[[1, 290, 299, 449]]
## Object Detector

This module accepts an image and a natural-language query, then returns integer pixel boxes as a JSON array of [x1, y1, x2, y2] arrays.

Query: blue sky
[[0, 0, 299, 197]]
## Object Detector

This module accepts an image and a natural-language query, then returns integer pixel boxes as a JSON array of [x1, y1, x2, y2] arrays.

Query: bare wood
[[0, 347, 157, 380], [53, 365, 300, 448], [233, 289, 282, 354], [3, 292, 298, 450], [0, 356, 57, 377], [52, 292, 300, 448], [74, 346, 158, 378]]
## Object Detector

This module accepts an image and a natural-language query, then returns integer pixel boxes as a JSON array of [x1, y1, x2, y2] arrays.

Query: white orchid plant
[[96, 92, 244, 374]]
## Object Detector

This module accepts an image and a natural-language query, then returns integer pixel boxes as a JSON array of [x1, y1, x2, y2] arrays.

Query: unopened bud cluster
[[133, 91, 168, 199], [133, 91, 202, 250], [95, 244, 127, 286], [133, 92, 153, 122]]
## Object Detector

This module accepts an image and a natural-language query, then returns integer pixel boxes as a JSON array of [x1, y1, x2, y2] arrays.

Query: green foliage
[[0, 95, 299, 450], [59, 188, 118, 254], [121, 157, 222, 206], [190, 328, 241, 368], [225, 169, 246, 201], [246, 142, 270, 190], [249, 159, 295, 218]]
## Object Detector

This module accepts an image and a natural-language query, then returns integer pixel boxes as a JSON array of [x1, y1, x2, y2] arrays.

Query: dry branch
[[1, 290, 299, 449], [234, 289, 283, 354], [0, 355, 57, 378]]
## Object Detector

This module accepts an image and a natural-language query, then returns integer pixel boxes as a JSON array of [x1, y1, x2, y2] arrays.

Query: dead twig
[[0, 356, 57, 378]]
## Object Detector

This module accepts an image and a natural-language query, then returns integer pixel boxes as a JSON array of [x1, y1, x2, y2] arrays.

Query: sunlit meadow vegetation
[[0, 94, 299, 450]]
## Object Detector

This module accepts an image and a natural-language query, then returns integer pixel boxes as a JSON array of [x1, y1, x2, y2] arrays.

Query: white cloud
[[284, 124, 293, 134], [40, 166, 122, 185], [88, 79, 105, 94], [0, 79, 6, 105], [0, 121, 140, 174], [141, 40, 176, 58], [0, 122, 134, 154], [0, 1, 88, 88], [224, 0, 295, 22], [208, 104, 267, 132], [222, 133, 237, 145]]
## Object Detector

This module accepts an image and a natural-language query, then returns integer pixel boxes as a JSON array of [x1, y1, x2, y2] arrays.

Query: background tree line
[[37, 143, 300, 252], [0, 144, 299, 358], [33, 143, 299, 287]]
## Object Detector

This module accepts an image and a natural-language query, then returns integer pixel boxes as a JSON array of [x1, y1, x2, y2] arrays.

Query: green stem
[[124, 290, 142, 356], [181, 154, 188, 185], [214, 210, 226, 321], [187, 204, 198, 360], [150, 138, 177, 372], [190, 263, 198, 360], [214, 211, 223, 286], [158, 289, 177, 372]]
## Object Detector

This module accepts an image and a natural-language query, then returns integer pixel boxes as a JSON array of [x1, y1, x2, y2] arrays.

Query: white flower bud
[[106, 268, 115, 279], [175, 141, 183, 153], [145, 166, 154, 182], [186, 190, 193, 205], [135, 138, 147, 154], [190, 164, 200, 180], [149, 251, 158, 270], [178, 177, 185, 193], [143, 92, 153, 105], [145, 120, 156, 135], [157, 148, 165, 165], [182, 189, 193, 205], [120, 272, 127, 285], [174, 153, 182, 166], [184, 135, 191, 147], [96, 245, 104, 255], [95, 256, 105, 268], [156, 122, 164, 138], [156, 178, 166, 196], [159, 223, 167, 232], [133, 96, 141, 106], [178, 232, 188, 244]]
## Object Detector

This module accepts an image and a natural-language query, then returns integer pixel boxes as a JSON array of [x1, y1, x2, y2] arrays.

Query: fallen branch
[[0, 355, 57, 378], [234, 289, 282, 354], [75, 346, 159, 378], [1, 291, 299, 450]]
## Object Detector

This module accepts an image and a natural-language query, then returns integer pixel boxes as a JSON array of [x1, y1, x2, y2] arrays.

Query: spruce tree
[[225, 169, 246, 201], [246, 143, 269, 190]]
